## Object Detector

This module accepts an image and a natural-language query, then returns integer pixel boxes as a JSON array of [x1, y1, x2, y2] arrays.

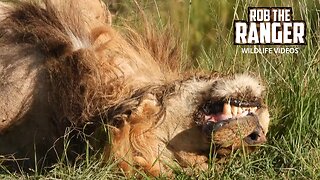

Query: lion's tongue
[[205, 114, 232, 122]]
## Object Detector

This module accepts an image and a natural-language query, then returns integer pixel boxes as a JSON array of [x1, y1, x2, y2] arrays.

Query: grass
[[1, 0, 320, 179]]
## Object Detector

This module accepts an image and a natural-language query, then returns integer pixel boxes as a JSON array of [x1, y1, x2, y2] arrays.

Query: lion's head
[[106, 73, 269, 175], [0, 0, 270, 177]]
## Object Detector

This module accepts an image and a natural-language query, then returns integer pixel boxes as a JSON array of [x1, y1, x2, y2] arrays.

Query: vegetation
[[1, 0, 320, 179]]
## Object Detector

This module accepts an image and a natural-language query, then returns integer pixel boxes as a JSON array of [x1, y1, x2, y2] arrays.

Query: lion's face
[[197, 74, 269, 154], [160, 74, 269, 157], [116, 74, 270, 174]]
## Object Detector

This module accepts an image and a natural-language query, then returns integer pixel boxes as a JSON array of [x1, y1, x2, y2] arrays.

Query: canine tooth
[[231, 105, 237, 116], [223, 103, 231, 115], [250, 107, 257, 112]]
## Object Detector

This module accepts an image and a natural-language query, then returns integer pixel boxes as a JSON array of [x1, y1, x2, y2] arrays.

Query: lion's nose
[[244, 127, 267, 145]]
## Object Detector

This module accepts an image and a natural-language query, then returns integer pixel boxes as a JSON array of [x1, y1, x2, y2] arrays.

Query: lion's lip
[[203, 114, 256, 133]]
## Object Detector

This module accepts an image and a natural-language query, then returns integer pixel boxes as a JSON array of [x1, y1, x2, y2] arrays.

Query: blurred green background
[[107, 0, 319, 61]]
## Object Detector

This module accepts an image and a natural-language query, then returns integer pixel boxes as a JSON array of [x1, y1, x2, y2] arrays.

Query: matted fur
[[0, 0, 270, 176]]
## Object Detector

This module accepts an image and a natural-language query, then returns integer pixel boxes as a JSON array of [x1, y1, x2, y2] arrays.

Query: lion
[[0, 0, 270, 176]]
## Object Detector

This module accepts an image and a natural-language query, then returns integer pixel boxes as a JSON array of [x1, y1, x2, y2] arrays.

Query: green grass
[[1, 0, 320, 179]]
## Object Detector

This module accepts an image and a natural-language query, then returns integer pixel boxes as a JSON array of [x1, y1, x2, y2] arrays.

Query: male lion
[[0, 0, 270, 176]]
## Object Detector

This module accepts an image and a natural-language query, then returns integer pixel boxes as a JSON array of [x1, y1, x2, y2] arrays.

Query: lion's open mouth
[[203, 98, 260, 123]]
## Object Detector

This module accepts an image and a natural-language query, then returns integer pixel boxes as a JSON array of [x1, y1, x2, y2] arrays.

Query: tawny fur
[[0, 0, 270, 176]]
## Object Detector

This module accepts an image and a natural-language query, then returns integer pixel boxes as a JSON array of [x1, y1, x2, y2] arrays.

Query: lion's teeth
[[223, 103, 231, 115], [231, 105, 237, 116], [222, 103, 258, 118]]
